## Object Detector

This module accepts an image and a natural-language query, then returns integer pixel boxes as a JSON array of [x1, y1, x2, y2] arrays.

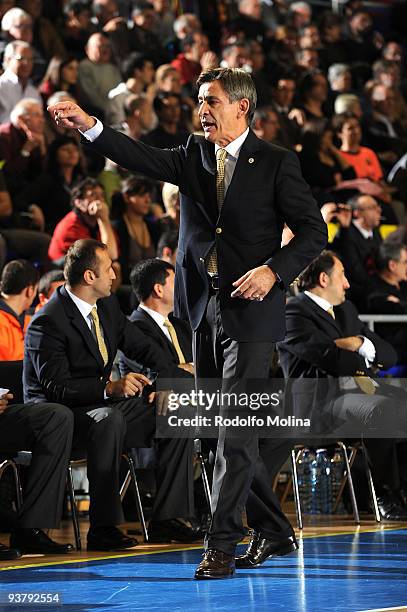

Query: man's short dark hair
[[153, 91, 181, 115], [0, 259, 39, 295], [121, 52, 152, 81], [298, 250, 338, 291], [331, 111, 358, 135], [196, 67, 257, 123], [130, 258, 174, 302], [157, 230, 179, 258], [38, 270, 65, 298], [376, 240, 406, 272], [64, 239, 107, 287], [71, 178, 102, 207]]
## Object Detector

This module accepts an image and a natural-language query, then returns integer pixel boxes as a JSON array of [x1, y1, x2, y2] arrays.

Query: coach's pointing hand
[[47, 101, 96, 132]]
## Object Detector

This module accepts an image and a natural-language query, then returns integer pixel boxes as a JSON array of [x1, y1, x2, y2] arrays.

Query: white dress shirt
[[214, 127, 249, 193], [0, 69, 42, 124], [352, 221, 373, 240], [304, 290, 376, 365], [65, 286, 97, 330], [139, 304, 172, 343]]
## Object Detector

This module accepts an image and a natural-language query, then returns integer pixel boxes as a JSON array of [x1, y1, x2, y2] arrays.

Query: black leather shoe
[[10, 529, 73, 555], [377, 495, 407, 521], [195, 549, 235, 579], [235, 533, 298, 568], [0, 542, 22, 561], [148, 519, 204, 543], [87, 526, 137, 551]]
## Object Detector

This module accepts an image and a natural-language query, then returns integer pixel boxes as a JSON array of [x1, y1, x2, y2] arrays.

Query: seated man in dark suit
[[278, 250, 407, 519], [331, 194, 383, 311], [23, 238, 197, 550], [367, 240, 407, 365], [0, 392, 74, 557], [124, 258, 194, 379]]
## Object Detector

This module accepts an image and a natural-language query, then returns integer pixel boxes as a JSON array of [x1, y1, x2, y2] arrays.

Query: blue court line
[[0, 528, 406, 612]]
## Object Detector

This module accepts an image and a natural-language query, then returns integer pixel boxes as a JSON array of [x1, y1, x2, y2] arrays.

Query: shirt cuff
[[358, 336, 376, 366], [80, 117, 103, 141]]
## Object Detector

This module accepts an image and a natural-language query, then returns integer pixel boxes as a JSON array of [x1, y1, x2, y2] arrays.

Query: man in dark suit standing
[[24, 239, 196, 550], [49, 68, 327, 578], [278, 250, 407, 520]]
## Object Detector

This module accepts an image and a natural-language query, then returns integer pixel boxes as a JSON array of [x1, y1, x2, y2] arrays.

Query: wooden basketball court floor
[[1, 516, 407, 611]]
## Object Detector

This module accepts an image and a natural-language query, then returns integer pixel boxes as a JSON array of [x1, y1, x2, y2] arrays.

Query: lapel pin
[[248, 157, 254, 163]]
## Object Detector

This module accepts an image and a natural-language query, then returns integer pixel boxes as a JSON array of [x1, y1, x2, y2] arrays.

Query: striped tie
[[90, 307, 108, 366], [206, 148, 227, 275], [163, 318, 186, 364]]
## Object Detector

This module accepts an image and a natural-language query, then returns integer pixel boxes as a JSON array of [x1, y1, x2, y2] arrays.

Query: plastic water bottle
[[331, 450, 346, 514], [319, 449, 332, 514], [310, 449, 332, 514], [297, 448, 315, 514]]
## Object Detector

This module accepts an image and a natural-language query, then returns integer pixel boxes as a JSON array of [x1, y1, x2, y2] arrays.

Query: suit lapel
[[221, 129, 261, 216], [301, 293, 342, 333], [59, 286, 106, 371], [138, 308, 180, 363]]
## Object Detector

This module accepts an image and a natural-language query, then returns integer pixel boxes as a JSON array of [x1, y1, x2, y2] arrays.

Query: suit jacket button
[[199, 257, 204, 262], [100, 376, 103, 381], [216, 227, 222, 234]]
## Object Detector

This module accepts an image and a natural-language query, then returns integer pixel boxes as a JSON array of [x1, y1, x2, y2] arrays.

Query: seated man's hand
[[178, 362, 194, 375], [334, 336, 363, 352], [0, 393, 13, 415], [106, 373, 152, 398]]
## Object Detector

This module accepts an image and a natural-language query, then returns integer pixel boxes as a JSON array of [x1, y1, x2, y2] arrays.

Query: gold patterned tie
[[163, 318, 186, 364], [326, 306, 376, 394], [206, 148, 227, 275], [90, 307, 108, 366]]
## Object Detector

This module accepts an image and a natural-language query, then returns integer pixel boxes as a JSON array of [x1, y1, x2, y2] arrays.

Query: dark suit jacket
[[277, 293, 397, 422], [84, 127, 327, 341], [120, 306, 193, 380], [23, 285, 162, 407], [331, 224, 382, 311]]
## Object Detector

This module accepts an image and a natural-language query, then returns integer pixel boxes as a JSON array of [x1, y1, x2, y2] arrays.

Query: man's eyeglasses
[[12, 55, 33, 63]]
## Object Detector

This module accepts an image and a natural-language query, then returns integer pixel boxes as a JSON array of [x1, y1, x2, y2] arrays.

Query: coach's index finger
[[47, 102, 95, 132]]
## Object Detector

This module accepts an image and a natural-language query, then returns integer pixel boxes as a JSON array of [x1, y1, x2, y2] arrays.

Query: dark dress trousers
[[83, 126, 327, 553], [0, 402, 73, 529], [278, 293, 404, 491], [23, 286, 194, 526]]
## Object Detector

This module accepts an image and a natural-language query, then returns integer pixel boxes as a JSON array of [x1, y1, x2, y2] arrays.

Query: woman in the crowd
[[333, 112, 400, 223], [299, 120, 356, 204], [297, 70, 330, 124], [111, 176, 160, 283], [16, 135, 85, 233], [39, 55, 79, 101]]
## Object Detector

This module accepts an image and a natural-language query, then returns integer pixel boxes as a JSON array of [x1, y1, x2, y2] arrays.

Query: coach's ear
[[237, 97, 250, 119]]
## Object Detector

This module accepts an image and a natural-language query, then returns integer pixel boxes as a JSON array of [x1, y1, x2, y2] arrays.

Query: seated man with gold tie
[[122, 258, 194, 380], [277, 249, 407, 520], [23, 239, 198, 550]]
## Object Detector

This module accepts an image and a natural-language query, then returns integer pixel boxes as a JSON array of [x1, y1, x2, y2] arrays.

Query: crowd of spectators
[[1, 0, 407, 552]]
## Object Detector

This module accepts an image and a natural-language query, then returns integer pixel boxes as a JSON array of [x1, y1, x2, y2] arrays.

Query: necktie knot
[[216, 148, 227, 167], [327, 307, 335, 320]]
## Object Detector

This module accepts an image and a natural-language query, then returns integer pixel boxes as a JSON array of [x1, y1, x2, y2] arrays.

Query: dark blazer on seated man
[[23, 239, 197, 549], [277, 250, 407, 520], [119, 258, 193, 380]]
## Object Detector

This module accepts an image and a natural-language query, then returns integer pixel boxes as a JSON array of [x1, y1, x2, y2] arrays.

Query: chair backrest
[[0, 361, 24, 404]]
